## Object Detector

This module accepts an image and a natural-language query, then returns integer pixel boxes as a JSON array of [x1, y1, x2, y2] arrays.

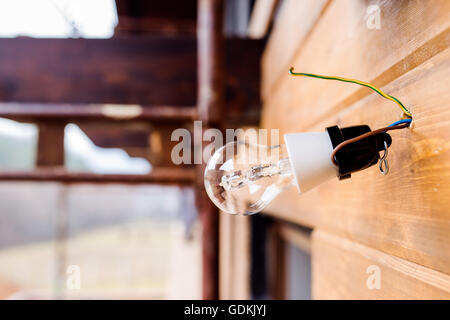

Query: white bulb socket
[[284, 132, 338, 194]]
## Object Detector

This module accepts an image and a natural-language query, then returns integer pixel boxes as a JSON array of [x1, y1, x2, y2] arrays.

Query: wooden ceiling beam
[[0, 36, 263, 126], [0, 103, 197, 123], [0, 37, 197, 106], [0, 168, 195, 185], [115, 17, 196, 36]]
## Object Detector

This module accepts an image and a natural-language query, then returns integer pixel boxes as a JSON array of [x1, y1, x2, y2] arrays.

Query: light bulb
[[204, 125, 394, 215], [204, 141, 296, 215]]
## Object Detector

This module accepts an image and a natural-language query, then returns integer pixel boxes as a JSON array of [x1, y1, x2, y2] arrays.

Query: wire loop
[[330, 122, 409, 166], [379, 140, 389, 175]]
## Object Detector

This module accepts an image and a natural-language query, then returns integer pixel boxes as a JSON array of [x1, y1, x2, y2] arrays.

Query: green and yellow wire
[[289, 67, 412, 118]]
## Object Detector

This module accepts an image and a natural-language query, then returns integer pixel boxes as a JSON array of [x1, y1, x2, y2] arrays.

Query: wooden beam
[[197, 0, 225, 124], [197, 0, 224, 300], [115, 0, 197, 23], [247, 0, 278, 39], [114, 0, 197, 35], [116, 17, 196, 35], [224, 39, 264, 126], [0, 37, 197, 106], [0, 103, 196, 122], [36, 121, 65, 167], [0, 37, 263, 126], [0, 168, 196, 185]]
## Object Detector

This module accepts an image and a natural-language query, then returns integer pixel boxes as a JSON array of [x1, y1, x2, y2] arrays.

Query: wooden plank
[[224, 39, 264, 126], [247, 0, 278, 39], [115, 0, 197, 23], [312, 230, 450, 299], [197, 0, 224, 300], [0, 37, 197, 106], [36, 122, 65, 167], [262, 0, 450, 135], [197, 0, 225, 124], [114, 0, 196, 35], [265, 47, 450, 274], [0, 103, 196, 122], [197, 188, 220, 299], [0, 168, 195, 185], [116, 17, 196, 35], [261, 0, 330, 99], [0, 37, 263, 125]]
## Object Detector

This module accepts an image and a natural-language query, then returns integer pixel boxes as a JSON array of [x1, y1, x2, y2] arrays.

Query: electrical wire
[[289, 67, 412, 118], [388, 118, 412, 127], [330, 122, 410, 166], [288, 67, 413, 168]]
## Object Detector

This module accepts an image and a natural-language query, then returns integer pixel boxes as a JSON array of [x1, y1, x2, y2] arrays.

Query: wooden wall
[[260, 0, 450, 299]]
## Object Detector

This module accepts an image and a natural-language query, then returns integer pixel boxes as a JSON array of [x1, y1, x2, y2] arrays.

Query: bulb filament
[[219, 158, 292, 191]]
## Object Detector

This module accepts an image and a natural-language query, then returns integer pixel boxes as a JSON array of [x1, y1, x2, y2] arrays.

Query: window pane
[[0, 118, 38, 170], [0, 183, 201, 299], [0, 0, 118, 38], [286, 242, 311, 300]]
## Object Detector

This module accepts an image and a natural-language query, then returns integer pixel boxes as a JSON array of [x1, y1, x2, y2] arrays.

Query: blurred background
[[0, 0, 266, 299]]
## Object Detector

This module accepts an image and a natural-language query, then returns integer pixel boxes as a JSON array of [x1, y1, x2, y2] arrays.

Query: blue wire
[[388, 118, 412, 127]]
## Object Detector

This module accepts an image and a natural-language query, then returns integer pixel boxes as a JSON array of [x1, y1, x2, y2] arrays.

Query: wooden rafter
[[0, 168, 195, 185], [0, 37, 263, 125]]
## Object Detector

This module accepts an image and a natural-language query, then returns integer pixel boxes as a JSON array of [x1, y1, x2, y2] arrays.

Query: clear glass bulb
[[204, 141, 295, 215]]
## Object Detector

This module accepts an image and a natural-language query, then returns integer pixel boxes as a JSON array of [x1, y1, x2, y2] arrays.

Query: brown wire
[[330, 122, 410, 166]]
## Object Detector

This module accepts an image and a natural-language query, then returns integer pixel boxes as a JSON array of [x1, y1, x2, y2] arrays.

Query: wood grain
[[264, 47, 450, 275], [312, 230, 450, 299], [261, 0, 330, 100], [262, 0, 450, 135]]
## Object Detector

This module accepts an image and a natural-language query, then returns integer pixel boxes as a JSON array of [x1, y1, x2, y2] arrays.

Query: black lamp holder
[[326, 125, 392, 179]]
